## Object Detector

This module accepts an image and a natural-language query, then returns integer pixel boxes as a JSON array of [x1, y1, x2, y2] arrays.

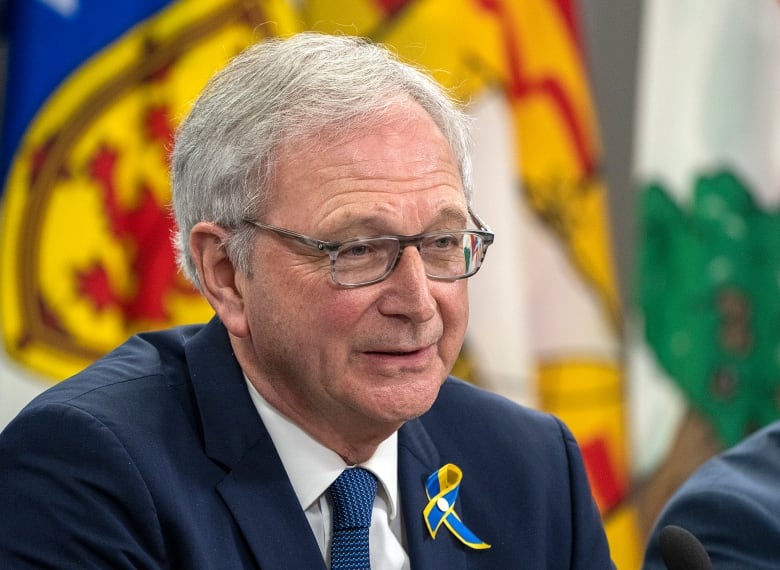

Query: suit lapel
[[399, 419, 468, 569], [216, 435, 326, 569], [186, 318, 325, 569]]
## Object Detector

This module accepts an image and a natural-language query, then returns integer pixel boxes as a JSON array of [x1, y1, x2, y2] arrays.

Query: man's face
[[237, 102, 470, 443]]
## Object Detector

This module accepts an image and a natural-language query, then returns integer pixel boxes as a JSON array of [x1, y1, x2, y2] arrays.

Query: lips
[[366, 348, 425, 356], [357, 328, 443, 368], [359, 336, 440, 356], [359, 344, 438, 371]]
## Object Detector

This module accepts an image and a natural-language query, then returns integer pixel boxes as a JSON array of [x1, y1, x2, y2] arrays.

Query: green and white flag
[[632, 0, 780, 476]]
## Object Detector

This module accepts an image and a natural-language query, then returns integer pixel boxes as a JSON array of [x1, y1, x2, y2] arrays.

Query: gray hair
[[171, 32, 473, 289]]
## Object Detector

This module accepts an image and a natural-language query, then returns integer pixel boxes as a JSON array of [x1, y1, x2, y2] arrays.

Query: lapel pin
[[423, 463, 491, 550]]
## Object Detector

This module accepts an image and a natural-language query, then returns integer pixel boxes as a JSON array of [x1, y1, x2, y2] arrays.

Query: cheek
[[438, 285, 470, 353], [259, 257, 332, 317], [281, 283, 370, 344], [316, 291, 370, 332], [441, 283, 469, 328], [244, 267, 324, 342]]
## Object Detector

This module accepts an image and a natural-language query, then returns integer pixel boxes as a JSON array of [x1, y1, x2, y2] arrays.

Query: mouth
[[360, 345, 437, 371], [366, 348, 423, 356]]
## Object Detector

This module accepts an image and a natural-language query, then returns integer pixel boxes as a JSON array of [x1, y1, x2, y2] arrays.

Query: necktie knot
[[329, 467, 377, 570]]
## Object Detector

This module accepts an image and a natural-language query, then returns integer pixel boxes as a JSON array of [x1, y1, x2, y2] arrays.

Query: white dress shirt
[[245, 379, 410, 570]]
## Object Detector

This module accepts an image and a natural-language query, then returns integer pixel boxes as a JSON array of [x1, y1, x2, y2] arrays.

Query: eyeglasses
[[243, 208, 494, 288]]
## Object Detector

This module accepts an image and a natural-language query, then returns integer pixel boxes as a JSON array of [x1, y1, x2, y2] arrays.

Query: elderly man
[[0, 33, 613, 568]]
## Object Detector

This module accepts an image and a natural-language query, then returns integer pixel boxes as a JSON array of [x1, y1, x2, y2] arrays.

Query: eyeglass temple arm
[[245, 219, 331, 252], [469, 208, 495, 242]]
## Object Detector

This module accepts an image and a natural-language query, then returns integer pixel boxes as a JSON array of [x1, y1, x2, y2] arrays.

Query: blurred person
[[644, 419, 780, 569]]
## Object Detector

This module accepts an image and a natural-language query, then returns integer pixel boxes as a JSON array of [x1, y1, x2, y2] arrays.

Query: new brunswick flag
[[0, 1, 639, 565]]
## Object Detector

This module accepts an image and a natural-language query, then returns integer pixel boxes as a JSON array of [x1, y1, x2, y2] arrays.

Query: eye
[[341, 242, 376, 258], [430, 234, 458, 249]]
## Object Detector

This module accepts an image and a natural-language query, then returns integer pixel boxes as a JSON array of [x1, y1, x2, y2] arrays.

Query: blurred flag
[[0, 0, 298, 416], [1, 1, 640, 564], [632, 0, 780, 532]]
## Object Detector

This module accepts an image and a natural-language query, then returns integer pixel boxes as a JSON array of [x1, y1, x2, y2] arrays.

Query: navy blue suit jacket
[[643, 420, 780, 569], [0, 317, 612, 568]]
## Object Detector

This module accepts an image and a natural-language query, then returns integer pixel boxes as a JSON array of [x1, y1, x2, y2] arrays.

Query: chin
[[373, 380, 443, 423]]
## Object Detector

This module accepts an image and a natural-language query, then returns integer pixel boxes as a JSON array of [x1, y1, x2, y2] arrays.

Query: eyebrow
[[331, 206, 469, 238], [431, 206, 469, 228]]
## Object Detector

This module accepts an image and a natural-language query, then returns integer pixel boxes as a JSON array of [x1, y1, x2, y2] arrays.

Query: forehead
[[279, 101, 457, 173], [267, 102, 466, 229]]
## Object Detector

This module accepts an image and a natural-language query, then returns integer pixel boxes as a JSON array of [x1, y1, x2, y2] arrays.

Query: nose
[[376, 245, 437, 323]]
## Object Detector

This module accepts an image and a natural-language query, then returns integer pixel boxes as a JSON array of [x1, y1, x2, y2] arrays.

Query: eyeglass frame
[[242, 207, 495, 288]]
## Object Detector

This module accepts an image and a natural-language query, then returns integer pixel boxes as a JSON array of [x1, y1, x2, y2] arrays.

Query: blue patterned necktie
[[329, 467, 377, 570]]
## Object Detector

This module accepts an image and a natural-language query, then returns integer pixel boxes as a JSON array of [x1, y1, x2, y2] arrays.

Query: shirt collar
[[244, 378, 399, 519]]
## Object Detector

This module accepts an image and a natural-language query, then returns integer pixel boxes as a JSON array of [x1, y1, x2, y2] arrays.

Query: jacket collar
[[185, 317, 326, 569]]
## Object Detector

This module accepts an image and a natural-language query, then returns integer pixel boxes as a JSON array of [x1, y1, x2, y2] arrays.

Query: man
[[643, 420, 780, 569], [0, 33, 613, 568]]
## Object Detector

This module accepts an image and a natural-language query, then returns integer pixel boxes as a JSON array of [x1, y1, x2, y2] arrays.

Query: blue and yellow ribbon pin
[[423, 463, 490, 549]]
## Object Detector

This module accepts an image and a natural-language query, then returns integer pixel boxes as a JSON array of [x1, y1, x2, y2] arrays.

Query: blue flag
[[1, 0, 171, 185]]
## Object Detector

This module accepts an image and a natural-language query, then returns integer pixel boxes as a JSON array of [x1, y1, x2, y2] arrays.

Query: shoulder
[[423, 377, 578, 469], [25, 324, 204, 411], [431, 376, 569, 435], [1, 324, 208, 463], [644, 421, 780, 569], [661, 420, 780, 508]]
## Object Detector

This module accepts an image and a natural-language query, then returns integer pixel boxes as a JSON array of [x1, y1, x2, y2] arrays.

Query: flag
[[1, 1, 641, 564], [632, 0, 780, 534], [0, 0, 299, 419]]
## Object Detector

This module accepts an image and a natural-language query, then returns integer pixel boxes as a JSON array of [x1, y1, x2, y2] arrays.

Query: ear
[[189, 221, 250, 337]]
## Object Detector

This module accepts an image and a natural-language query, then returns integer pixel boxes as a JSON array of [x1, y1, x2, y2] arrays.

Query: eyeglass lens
[[332, 232, 486, 286]]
